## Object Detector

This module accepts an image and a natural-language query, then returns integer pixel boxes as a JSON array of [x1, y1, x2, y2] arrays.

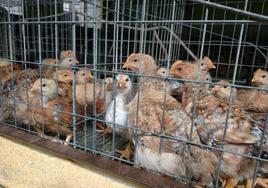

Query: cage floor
[[2, 119, 131, 161], [75, 123, 130, 158]]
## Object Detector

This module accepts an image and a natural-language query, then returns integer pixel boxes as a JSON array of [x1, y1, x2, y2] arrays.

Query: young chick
[[157, 67, 184, 102], [252, 69, 268, 89], [105, 74, 135, 160], [169, 60, 213, 82], [212, 80, 268, 113], [30, 78, 58, 101], [75, 80, 105, 115], [51, 70, 74, 104], [211, 80, 268, 188], [42, 54, 78, 75], [176, 81, 264, 187], [123, 53, 217, 187], [59, 50, 73, 61], [169, 60, 214, 94], [76, 69, 94, 84], [31, 79, 82, 144], [12, 79, 57, 127], [60, 57, 79, 67], [41, 58, 60, 78], [193, 56, 216, 73], [0, 63, 22, 86], [33, 97, 83, 145], [52, 70, 74, 84], [103, 77, 114, 110]]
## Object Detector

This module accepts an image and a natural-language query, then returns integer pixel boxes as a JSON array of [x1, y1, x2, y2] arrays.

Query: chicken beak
[[211, 85, 220, 92], [169, 69, 176, 77], [251, 78, 256, 83], [122, 62, 138, 71], [89, 73, 94, 79], [209, 64, 216, 69], [118, 82, 126, 90]]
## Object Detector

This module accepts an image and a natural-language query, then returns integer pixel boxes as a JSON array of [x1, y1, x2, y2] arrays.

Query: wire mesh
[[0, 0, 268, 187]]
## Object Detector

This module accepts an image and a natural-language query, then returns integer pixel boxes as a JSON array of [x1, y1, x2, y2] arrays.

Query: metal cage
[[0, 0, 268, 187]]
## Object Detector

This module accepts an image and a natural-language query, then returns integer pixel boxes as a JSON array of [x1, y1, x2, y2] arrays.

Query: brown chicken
[[169, 59, 214, 96], [157, 67, 184, 102], [123, 53, 217, 187], [60, 57, 79, 67], [31, 78, 82, 144], [170, 65, 264, 188], [169, 59, 213, 82], [41, 58, 60, 78], [103, 77, 114, 110], [252, 69, 268, 89], [75, 73, 105, 115], [9, 79, 58, 127], [33, 97, 83, 144], [51, 70, 74, 103], [212, 80, 268, 188], [0, 63, 22, 86], [76, 69, 94, 84], [193, 56, 216, 73], [212, 80, 268, 113], [41, 54, 78, 77], [1, 67, 41, 121], [60, 50, 74, 61]]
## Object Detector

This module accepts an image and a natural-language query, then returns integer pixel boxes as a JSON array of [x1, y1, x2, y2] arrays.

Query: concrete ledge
[[0, 125, 190, 188]]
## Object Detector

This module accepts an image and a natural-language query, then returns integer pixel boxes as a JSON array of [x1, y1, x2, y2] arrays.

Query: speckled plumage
[[181, 82, 264, 186], [123, 53, 217, 187]]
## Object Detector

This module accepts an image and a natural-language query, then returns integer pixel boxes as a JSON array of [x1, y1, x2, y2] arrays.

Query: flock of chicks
[[0, 51, 268, 188]]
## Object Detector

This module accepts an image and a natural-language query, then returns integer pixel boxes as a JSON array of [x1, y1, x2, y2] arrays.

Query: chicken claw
[[115, 143, 133, 161], [96, 123, 112, 136]]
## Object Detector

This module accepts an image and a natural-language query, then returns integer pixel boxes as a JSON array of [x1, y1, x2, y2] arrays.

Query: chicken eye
[[133, 59, 138, 62], [82, 73, 85, 76], [223, 86, 227, 89], [64, 74, 67, 77], [177, 68, 182, 71], [262, 75, 266, 78], [42, 84, 47, 87], [162, 71, 165, 74], [69, 59, 72, 62], [201, 63, 204, 66], [126, 78, 129, 82], [206, 78, 209, 81]]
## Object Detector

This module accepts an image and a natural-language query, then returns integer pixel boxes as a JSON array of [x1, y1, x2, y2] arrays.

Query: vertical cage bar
[[91, 0, 98, 150], [7, 0, 17, 128], [71, 0, 77, 147], [215, 1, 248, 186]]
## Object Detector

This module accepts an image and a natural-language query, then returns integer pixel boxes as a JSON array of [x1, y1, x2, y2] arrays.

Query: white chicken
[[105, 74, 135, 160]]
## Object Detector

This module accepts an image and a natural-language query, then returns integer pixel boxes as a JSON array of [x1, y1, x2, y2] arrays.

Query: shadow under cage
[[0, 0, 268, 187]]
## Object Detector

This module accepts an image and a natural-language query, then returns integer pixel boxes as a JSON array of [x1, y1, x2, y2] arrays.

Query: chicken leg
[[96, 122, 112, 136], [64, 134, 73, 145], [115, 143, 133, 161], [246, 178, 268, 188], [224, 178, 239, 188]]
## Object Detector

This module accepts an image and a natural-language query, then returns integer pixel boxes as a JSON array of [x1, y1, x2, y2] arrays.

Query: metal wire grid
[[0, 0, 268, 187]]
